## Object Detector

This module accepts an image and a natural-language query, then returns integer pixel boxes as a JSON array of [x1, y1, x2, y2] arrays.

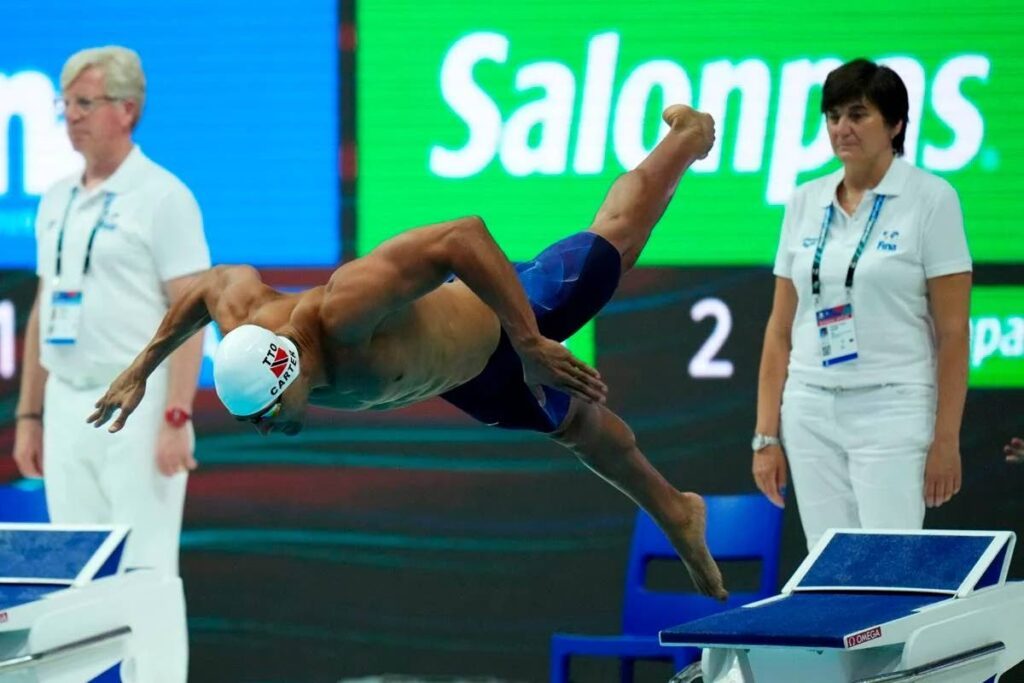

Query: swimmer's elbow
[[460, 215, 487, 231], [450, 215, 488, 242]]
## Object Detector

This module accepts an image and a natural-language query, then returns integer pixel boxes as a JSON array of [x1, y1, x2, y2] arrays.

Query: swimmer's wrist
[[508, 330, 542, 352]]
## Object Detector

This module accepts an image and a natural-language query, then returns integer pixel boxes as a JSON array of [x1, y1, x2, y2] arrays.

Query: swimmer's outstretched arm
[[88, 267, 226, 432], [321, 216, 607, 403]]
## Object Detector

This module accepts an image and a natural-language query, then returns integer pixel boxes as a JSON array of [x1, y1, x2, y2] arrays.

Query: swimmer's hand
[[516, 336, 607, 404], [87, 368, 147, 433], [1006, 437, 1024, 464]]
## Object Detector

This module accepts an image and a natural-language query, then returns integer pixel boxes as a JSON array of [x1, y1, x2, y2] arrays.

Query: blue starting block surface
[[797, 533, 997, 593], [660, 530, 1016, 652], [661, 592, 946, 649], [0, 525, 129, 587]]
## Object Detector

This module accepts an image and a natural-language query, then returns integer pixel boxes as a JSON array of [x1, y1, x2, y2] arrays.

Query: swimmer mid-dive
[[89, 105, 727, 599]]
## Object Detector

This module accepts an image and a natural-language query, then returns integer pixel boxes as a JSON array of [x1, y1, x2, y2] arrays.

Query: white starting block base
[[662, 529, 1023, 683], [0, 524, 185, 683]]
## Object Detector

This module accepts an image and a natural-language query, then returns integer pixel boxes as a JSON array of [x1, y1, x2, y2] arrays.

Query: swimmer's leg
[[588, 105, 716, 273], [550, 398, 728, 600]]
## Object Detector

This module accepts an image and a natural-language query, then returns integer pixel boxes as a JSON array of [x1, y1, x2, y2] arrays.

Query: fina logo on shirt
[[876, 229, 901, 252]]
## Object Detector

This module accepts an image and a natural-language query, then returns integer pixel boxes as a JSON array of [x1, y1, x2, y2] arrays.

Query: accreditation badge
[[44, 290, 83, 345], [815, 302, 858, 367]]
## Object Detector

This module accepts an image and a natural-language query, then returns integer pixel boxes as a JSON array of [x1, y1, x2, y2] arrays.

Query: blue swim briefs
[[440, 231, 621, 432]]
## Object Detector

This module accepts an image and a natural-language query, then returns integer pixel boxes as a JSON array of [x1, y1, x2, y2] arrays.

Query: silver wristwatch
[[751, 433, 781, 452]]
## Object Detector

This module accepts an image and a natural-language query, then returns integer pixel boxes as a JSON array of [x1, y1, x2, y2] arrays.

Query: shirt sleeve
[[772, 195, 798, 278], [150, 181, 212, 282], [33, 191, 53, 277], [921, 183, 972, 278]]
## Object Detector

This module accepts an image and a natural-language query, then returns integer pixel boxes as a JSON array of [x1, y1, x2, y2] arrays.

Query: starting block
[[0, 524, 185, 682], [661, 529, 1023, 682]]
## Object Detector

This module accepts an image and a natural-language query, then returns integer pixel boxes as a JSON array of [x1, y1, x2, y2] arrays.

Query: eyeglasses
[[55, 95, 123, 117], [236, 400, 283, 426]]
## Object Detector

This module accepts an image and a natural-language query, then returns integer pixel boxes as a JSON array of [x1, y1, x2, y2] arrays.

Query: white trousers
[[43, 372, 189, 682], [781, 380, 936, 552]]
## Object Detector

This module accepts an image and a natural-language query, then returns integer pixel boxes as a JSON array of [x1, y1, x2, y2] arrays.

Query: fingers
[[157, 451, 197, 477], [925, 474, 958, 508], [563, 360, 607, 403], [924, 476, 938, 508], [776, 463, 788, 506], [109, 408, 134, 434], [1005, 438, 1024, 463], [14, 450, 42, 478], [562, 375, 606, 404], [87, 398, 114, 427], [107, 393, 143, 433], [570, 356, 601, 379], [752, 457, 785, 509]]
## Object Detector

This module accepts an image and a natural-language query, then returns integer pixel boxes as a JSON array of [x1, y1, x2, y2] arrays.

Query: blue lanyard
[[811, 194, 885, 300], [54, 188, 115, 281]]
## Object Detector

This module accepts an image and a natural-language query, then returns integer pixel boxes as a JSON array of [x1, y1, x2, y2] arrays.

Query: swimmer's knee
[[552, 400, 636, 454], [551, 399, 590, 449]]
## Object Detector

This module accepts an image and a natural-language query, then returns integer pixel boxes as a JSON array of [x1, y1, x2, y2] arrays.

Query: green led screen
[[358, 0, 1021, 265]]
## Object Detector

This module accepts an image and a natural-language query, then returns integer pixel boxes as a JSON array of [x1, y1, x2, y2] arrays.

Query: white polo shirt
[[35, 146, 210, 386], [773, 157, 971, 388]]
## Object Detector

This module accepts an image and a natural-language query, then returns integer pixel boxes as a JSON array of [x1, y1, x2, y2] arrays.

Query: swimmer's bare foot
[[661, 491, 728, 601], [663, 104, 716, 160]]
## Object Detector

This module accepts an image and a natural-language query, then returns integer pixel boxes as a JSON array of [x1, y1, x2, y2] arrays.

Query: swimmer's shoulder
[[203, 265, 283, 328], [209, 263, 263, 287]]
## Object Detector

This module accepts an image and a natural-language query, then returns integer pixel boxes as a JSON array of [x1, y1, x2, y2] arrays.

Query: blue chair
[[0, 482, 49, 522], [550, 494, 783, 682]]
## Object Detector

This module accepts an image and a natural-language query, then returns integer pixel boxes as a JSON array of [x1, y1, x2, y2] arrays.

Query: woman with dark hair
[[750, 59, 972, 550]]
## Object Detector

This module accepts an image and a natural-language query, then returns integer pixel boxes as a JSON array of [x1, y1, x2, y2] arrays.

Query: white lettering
[[972, 318, 1001, 367], [426, 36, 991, 200], [693, 59, 771, 173], [429, 33, 508, 178], [573, 33, 619, 174], [766, 58, 841, 205], [499, 62, 575, 175], [0, 71, 80, 195], [614, 60, 691, 170], [877, 56, 926, 164], [923, 55, 989, 170], [0, 300, 14, 380], [1001, 318, 1024, 358], [970, 316, 1024, 367]]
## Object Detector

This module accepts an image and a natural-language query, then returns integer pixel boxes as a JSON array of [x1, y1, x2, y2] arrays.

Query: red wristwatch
[[164, 407, 192, 428]]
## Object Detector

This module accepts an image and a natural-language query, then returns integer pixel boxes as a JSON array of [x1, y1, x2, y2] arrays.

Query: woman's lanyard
[[811, 194, 886, 307], [54, 187, 115, 284]]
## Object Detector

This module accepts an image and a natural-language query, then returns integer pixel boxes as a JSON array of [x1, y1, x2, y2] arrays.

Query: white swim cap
[[213, 325, 301, 416]]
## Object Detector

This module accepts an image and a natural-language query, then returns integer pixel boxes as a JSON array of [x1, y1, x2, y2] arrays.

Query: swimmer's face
[[826, 98, 901, 165], [237, 383, 308, 437]]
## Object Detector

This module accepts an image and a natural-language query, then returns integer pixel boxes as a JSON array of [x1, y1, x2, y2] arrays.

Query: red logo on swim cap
[[267, 345, 291, 378]]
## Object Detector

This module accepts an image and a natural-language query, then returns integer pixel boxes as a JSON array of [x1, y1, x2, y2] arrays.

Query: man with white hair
[[11, 46, 208, 681]]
